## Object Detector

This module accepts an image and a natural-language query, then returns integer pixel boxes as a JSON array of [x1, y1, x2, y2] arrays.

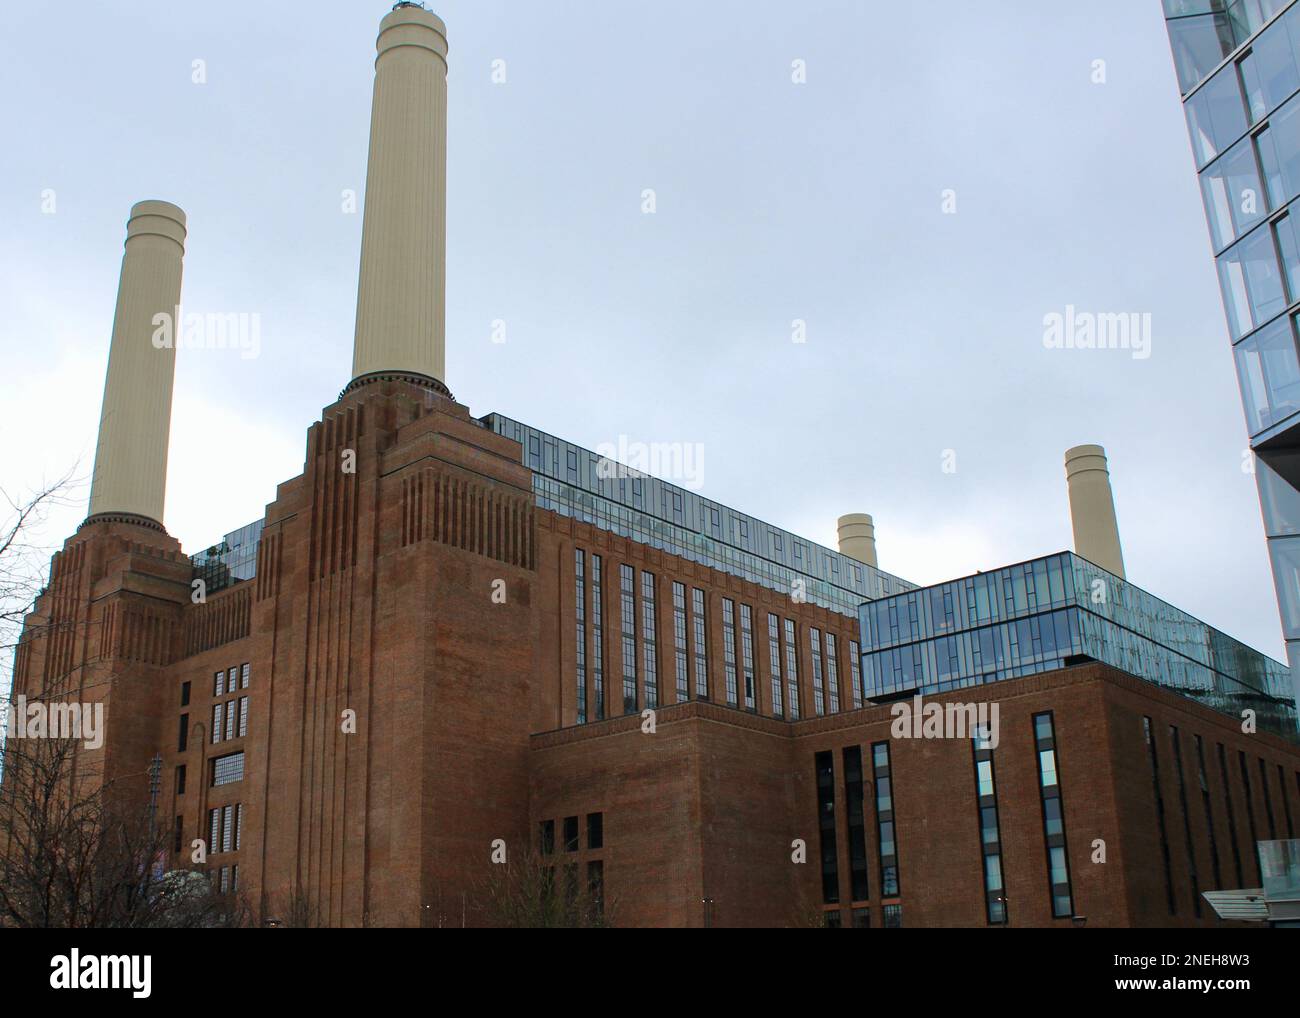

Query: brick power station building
[[7, 3, 1300, 928]]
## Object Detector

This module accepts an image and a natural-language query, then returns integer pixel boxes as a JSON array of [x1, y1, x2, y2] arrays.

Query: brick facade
[[10, 379, 1300, 926]]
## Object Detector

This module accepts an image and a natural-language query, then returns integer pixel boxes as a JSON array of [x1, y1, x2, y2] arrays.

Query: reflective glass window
[[1241, 5, 1300, 120], [1235, 314, 1300, 433], [1217, 225, 1286, 336], [1201, 137, 1265, 248]]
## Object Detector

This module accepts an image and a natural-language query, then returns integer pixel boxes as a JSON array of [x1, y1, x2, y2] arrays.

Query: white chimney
[[837, 513, 878, 569], [1064, 444, 1125, 578], [350, 3, 450, 393], [87, 200, 187, 528]]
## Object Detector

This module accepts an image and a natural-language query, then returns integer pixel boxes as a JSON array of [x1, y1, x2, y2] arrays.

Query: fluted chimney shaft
[[87, 200, 187, 527], [351, 4, 449, 389], [837, 513, 878, 569], [1064, 444, 1126, 578]]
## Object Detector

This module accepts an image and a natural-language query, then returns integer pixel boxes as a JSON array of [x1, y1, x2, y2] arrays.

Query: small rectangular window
[[180, 681, 191, 707], [214, 670, 224, 697], [175, 764, 186, 796], [211, 751, 245, 787], [587, 812, 604, 850], [539, 819, 555, 855], [178, 714, 188, 753], [563, 815, 579, 852]]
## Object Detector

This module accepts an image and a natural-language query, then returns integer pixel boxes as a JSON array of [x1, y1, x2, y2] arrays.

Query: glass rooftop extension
[[480, 412, 915, 617], [188, 413, 915, 615], [859, 551, 1298, 738], [190, 519, 263, 595]]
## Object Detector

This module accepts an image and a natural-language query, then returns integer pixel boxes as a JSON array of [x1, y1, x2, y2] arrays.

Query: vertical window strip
[[1194, 735, 1223, 889], [767, 614, 784, 717], [1218, 743, 1246, 887], [722, 599, 738, 706], [672, 582, 689, 703], [810, 628, 825, 715], [815, 751, 840, 904], [849, 640, 863, 709], [1169, 726, 1201, 917], [871, 741, 899, 896], [212, 703, 222, 744], [209, 808, 219, 852], [620, 564, 637, 714], [641, 571, 658, 709], [575, 549, 587, 724], [592, 555, 605, 720], [784, 619, 800, 720], [225, 700, 236, 742], [739, 604, 756, 711], [825, 632, 840, 713], [691, 588, 708, 698], [1259, 758, 1277, 839], [1036, 712, 1074, 918], [1279, 764, 1295, 839], [843, 746, 870, 902], [238, 696, 248, 738], [973, 730, 1007, 924], [241, 662, 250, 688], [214, 670, 224, 697], [222, 805, 234, 853], [1239, 750, 1263, 883], [1143, 717, 1176, 915]]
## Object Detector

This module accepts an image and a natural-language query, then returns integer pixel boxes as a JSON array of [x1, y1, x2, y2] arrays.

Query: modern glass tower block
[[858, 551, 1298, 737], [1162, 0, 1300, 711]]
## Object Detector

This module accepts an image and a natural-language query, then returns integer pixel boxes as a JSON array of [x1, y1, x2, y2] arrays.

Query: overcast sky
[[0, 1, 1283, 660]]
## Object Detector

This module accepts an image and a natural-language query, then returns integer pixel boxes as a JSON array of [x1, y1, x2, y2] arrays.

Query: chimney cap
[[125, 200, 186, 249]]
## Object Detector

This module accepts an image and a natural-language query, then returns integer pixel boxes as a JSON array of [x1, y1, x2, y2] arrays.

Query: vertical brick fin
[[182, 585, 252, 657], [41, 540, 86, 689], [256, 529, 282, 602]]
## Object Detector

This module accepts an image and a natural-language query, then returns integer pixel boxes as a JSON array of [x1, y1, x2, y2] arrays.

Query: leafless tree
[[0, 734, 248, 928], [479, 849, 614, 928], [0, 470, 81, 744]]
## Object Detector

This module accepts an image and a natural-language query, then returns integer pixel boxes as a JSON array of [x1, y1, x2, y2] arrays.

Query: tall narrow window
[[849, 640, 863, 709], [691, 588, 708, 699], [214, 670, 224, 698], [1280, 764, 1295, 839], [784, 619, 800, 720], [592, 555, 605, 720], [1036, 712, 1074, 918], [212, 703, 223, 744], [767, 613, 784, 717], [739, 604, 756, 711], [1195, 735, 1223, 889], [1169, 726, 1201, 917], [178, 714, 188, 753], [238, 696, 248, 738], [1239, 750, 1263, 883], [1218, 742, 1246, 887], [672, 582, 689, 703], [872, 741, 899, 896], [722, 599, 738, 706], [824, 632, 841, 713], [1143, 717, 1176, 915], [810, 628, 826, 716], [973, 728, 1007, 924], [575, 549, 587, 724], [619, 565, 637, 714], [241, 662, 250, 689], [843, 746, 869, 902], [815, 751, 840, 904], [641, 571, 658, 710], [1259, 758, 1277, 839]]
